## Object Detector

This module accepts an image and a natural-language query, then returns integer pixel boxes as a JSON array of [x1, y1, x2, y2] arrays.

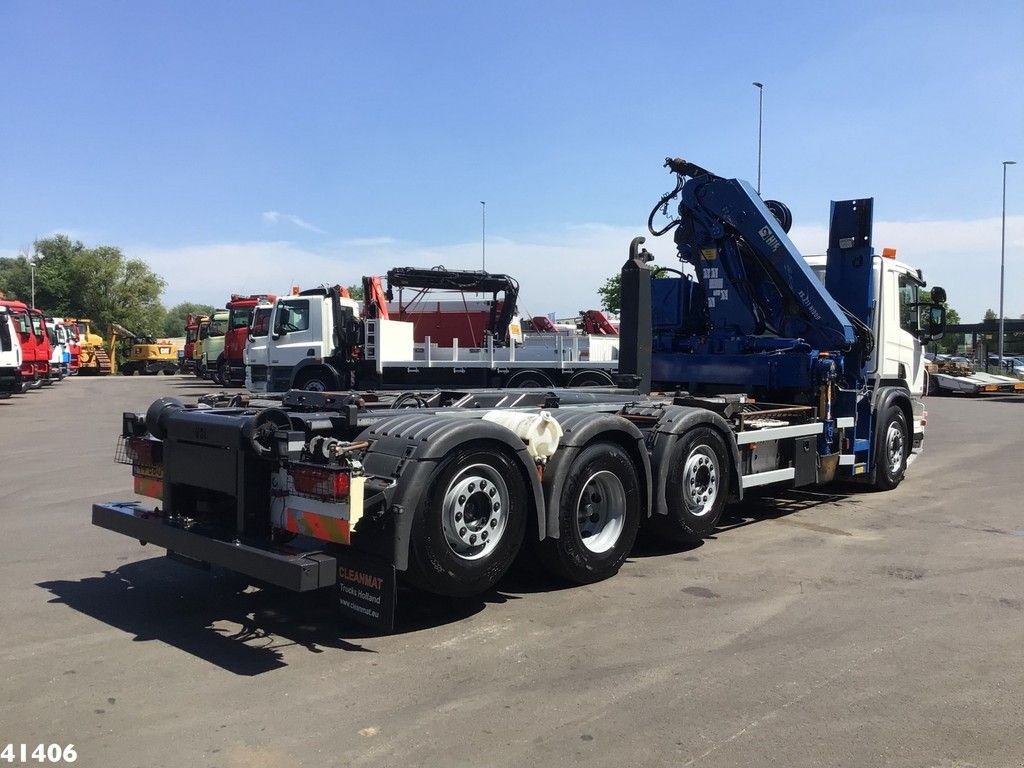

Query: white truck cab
[[0, 307, 22, 397], [806, 251, 940, 454], [45, 318, 69, 381]]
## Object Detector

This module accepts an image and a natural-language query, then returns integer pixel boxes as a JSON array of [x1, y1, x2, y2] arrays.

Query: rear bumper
[[91, 502, 338, 592], [226, 361, 246, 383]]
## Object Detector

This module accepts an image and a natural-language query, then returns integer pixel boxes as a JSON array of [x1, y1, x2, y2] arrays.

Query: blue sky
[[2, 1, 1022, 322]]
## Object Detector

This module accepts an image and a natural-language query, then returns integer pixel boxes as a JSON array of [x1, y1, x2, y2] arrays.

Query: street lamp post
[[1000, 160, 1016, 368], [752, 81, 764, 195], [30, 258, 36, 310], [480, 201, 487, 272]]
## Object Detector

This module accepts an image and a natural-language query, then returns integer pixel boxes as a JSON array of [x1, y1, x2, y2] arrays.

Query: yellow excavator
[[109, 324, 179, 375], [65, 318, 112, 375]]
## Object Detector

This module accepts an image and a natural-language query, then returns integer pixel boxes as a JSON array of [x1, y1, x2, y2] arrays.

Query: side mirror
[[926, 304, 946, 341]]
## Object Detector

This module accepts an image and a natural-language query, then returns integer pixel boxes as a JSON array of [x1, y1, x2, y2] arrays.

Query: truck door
[[880, 265, 926, 391], [268, 297, 323, 391]]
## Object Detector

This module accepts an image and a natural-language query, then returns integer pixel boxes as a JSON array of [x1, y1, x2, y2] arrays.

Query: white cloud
[[260, 210, 326, 235], [132, 214, 1024, 323]]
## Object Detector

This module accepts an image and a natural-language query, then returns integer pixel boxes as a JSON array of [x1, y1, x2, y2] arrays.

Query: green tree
[[984, 308, 997, 321], [346, 284, 365, 301], [162, 302, 216, 337], [0, 235, 167, 335], [596, 266, 664, 315]]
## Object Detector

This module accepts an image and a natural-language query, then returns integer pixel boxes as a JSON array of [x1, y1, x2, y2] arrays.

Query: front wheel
[[296, 369, 335, 392], [644, 427, 731, 545], [873, 406, 908, 491], [538, 442, 642, 584], [406, 446, 528, 597], [218, 359, 231, 388]]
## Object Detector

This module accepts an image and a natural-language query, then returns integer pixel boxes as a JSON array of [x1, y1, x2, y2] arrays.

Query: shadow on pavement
[[38, 556, 500, 673], [39, 487, 865, 670]]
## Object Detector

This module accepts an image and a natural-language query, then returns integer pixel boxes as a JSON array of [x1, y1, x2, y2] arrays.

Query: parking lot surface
[[1, 376, 1022, 768]]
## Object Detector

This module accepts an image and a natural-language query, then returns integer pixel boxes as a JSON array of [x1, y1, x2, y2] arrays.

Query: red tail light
[[290, 465, 350, 501]]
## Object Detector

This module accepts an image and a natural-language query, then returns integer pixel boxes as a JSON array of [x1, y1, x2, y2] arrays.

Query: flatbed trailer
[[929, 370, 1024, 395]]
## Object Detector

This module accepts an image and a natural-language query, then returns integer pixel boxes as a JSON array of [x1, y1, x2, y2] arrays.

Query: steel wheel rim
[[441, 463, 509, 561], [886, 422, 905, 474], [682, 445, 719, 517], [574, 469, 626, 554], [303, 378, 327, 392]]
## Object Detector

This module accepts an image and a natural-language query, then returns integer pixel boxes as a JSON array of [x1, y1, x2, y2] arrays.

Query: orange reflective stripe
[[284, 508, 351, 544], [133, 476, 163, 499]]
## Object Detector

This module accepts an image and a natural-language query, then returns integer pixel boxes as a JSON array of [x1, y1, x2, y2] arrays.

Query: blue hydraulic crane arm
[[664, 159, 857, 352]]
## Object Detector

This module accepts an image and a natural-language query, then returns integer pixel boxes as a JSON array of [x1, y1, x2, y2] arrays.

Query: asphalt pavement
[[1, 375, 1022, 768]]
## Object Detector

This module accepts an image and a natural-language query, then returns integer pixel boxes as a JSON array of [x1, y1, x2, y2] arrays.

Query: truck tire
[[873, 406, 908, 491], [218, 359, 230, 388], [567, 370, 615, 387], [538, 442, 642, 584], [505, 370, 554, 388], [406, 445, 528, 597], [645, 427, 730, 545], [296, 368, 335, 392]]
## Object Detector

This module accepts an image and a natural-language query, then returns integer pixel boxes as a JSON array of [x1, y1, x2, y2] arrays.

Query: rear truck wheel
[[296, 368, 335, 392], [218, 359, 230, 388], [505, 370, 554, 388], [538, 442, 642, 584], [567, 370, 615, 388], [406, 446, 528, 597], [645, 427, 730, 545], [873, 406, 908, 491]]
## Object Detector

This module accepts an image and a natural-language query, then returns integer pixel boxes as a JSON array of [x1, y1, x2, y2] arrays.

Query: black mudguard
[[541, 412, 652, 539], [866, 384, 913, 483], [648, 406, 743, 515], [289, 358, 344, 389], [356, 413, 545, 571]]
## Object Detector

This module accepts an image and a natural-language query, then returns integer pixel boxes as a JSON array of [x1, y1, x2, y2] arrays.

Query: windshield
[[208, 316, 228, 337], [251, 307, 272, 337], [229, 307, 254, 330], [31, 314, 44, 339], [76, 322, 88, 337]]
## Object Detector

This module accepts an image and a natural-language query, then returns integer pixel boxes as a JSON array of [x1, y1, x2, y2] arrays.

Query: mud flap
[[334, 549, 397, 634]]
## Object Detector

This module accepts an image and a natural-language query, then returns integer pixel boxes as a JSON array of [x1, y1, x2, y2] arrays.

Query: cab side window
[[277, 302, 310, 332], [898, 274, 920, 334], [0, 318, 11, 351]]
